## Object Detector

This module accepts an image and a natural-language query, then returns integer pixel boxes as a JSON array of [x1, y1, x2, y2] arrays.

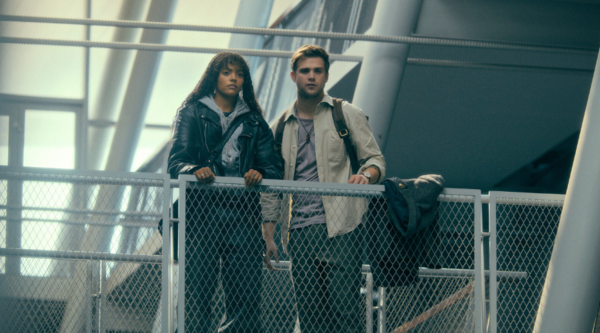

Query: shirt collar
[[282, 92, 333, 122]]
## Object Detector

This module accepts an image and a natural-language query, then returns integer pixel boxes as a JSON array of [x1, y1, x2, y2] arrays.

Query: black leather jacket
[[168, 101, 283, 180]]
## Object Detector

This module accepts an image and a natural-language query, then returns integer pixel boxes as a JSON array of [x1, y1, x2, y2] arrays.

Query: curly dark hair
[[180, 52, 262, 114]]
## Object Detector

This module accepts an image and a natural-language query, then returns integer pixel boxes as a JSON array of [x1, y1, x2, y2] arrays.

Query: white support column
[[105, 0, 177, 172], [87, 0, 147, 170], [533, 49, 600, 333], [351, 0, 423, 150], [228, 0, 274, 73], [60, 3, 178, 332]]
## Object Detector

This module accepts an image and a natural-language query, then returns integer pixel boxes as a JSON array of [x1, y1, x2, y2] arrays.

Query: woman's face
[[216, 63, 244, 99]]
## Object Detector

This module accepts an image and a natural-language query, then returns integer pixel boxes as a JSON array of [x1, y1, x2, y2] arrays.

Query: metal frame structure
[[0, 14, 596, 55], [176, 175, 489, 333], [0, 166, 567, 333], [487, 191, 565, 333], [0, 166, 172, 333]]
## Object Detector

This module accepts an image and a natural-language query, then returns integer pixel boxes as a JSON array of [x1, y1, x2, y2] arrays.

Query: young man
[[262, 45, 385, 333]]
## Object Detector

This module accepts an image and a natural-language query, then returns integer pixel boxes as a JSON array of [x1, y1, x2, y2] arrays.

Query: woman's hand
[[194, 167, 215, 184], [244, 169, 263, 187]]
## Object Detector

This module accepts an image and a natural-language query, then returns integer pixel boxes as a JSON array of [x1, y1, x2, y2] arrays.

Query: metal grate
[[0, 168, 169, 333], [2, 169, 519, 332], [491, 193, 564, 333], [177, 176, 484, 333], [385, 196, 478, 333]]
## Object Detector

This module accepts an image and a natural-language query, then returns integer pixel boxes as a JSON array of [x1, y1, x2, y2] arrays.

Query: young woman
[[168, 52, 283, 333]]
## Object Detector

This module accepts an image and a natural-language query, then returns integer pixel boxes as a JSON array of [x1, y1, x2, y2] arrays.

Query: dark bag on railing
[[367, 175, 445, 287], [158, 112, 253, 259]]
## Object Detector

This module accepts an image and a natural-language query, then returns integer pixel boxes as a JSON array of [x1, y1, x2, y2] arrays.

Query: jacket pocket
[[238, 123, 256, 174], [327, 131, 347, 164]]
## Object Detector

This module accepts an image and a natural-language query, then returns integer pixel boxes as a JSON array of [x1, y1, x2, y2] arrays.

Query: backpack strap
[[208, 112, 253, 164], [331, 98, 360, 174], [274, 111, 287, 152]]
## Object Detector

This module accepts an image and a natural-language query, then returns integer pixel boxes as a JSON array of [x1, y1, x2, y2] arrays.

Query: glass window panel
[[0, 0, 85, 98], [0, 116, 8, 165], [144, 0, 237, 125], [24, 110, 76, 169], [0, 44, 85, 99], [131, 128, 170, 171]]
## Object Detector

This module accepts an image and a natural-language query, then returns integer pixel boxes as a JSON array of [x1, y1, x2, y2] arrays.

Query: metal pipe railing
[[0, 14, 596, 55], [0, 36, 362, 62], [0, 168, 166, 186], [0, 216, 157, 228], [0, 248, 162, 263], [0, 204, 161, 219]]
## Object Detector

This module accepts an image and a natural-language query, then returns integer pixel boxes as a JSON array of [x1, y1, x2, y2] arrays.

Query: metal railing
[[0, 167, 563, 333], [176, 175, 487, 333], [0, 167, 171, 333]]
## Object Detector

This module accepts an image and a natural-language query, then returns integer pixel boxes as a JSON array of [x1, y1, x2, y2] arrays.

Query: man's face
[[291, 56, 329, 99]]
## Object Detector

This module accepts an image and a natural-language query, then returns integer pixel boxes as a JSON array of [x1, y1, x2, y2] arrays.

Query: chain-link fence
[[383, 191, 483, 333], [488, 192, 565, 333], [2, 168, 573, 333], [176, 176, 486, 333], [0, 167, 171, 333]]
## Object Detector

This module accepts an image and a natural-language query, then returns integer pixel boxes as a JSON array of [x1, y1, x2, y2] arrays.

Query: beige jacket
[[262, 94, 386, 248]]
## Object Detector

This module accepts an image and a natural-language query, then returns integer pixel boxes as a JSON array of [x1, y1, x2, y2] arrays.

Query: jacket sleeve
[[343, 102, 386, 182], [168, 105, 202, 179], [260, 120, 284, 225], [251, 118, 284, 180]]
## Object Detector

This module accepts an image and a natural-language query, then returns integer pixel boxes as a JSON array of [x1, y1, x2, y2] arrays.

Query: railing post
[[488, 193, 499, 333], [162, 182, 174, 333], [378, 287, 386, 333], [367, 273, 373, 333], [177, 176, 187, 333], [474, 191, 486, 333]]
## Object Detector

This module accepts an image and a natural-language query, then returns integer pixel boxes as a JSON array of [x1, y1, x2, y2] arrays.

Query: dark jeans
[[288, 223, 363, 333], [184, 191, 263, 333]]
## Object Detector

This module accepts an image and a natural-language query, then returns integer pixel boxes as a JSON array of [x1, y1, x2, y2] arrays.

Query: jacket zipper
[[238, 130, 253, 176]]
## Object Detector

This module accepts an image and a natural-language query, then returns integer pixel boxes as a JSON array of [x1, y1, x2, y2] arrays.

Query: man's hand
[[348, 174, 369, 185], [194, 167, 215, 184], [244, 169, 263, 187], [264, 238, 279, 271], [262, 222, 279, 271], [347, 166, 380, 185]]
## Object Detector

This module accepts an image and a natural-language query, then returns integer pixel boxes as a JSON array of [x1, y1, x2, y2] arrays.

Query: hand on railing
[[194, 167, 215, 184], [244, 169, 263, 187], [263, 222, 279, 271]]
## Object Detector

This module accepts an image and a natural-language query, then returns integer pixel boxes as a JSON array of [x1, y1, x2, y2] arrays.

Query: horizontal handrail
[[0, 167, 167, 186], [0, 36, 362, 62], [0, 204, 161, 219], [0, 248, 161, 263], [0, 216, 157, 228], [0, 249, 526, 282], [0, 14, 595, 55], [268, 262, 527, 281]]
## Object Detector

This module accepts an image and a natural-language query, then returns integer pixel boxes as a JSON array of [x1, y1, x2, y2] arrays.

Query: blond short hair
[[291, 44, 330, 73]]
